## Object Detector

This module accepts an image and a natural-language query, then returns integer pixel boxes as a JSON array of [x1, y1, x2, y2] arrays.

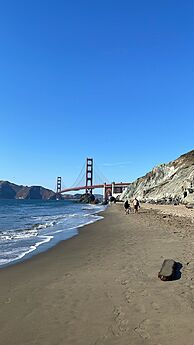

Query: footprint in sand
[[140, 288, 151, 297], [124, 288, 135, 303], [134, 318, 151, 339], [121, 279, 128, 286], [112, 306, 130, 335], [151, 302, 160, 310]]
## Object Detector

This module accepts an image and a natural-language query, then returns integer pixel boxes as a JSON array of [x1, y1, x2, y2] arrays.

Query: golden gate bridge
[[56, 158, 130, 200]]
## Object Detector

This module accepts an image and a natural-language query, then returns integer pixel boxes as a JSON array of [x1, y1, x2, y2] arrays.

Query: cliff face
[[121, 150, 194, 204], [0, 181, 55, 200]]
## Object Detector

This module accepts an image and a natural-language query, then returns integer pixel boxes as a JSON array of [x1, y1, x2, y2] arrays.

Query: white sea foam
[[0, 259, 9, 265], [0, 201, 106, 268], [0, 235, 53, 266]]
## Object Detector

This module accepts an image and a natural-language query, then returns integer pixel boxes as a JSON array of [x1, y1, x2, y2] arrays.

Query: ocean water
[[0, 199, 106, 268]]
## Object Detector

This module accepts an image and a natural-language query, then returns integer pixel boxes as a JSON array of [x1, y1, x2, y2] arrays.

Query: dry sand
[[143, 203, 194, 222], [0, 204, 194, 345]]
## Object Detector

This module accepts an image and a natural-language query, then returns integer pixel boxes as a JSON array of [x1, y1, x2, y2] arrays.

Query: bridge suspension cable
[[70, 162, 86, 188], [57, 158, 116, 194], [57, 157, 130, 199], [93, 163, 110, 185]]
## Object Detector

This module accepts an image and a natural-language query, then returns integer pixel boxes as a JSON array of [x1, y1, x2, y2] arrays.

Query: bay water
[[0, 199, 105, 268]]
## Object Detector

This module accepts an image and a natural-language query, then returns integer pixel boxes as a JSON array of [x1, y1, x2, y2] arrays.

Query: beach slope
[[0, 204, 194, 345]]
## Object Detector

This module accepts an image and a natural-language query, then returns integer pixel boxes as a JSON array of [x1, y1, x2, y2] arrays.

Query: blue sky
[[0, 0, 194, 191]]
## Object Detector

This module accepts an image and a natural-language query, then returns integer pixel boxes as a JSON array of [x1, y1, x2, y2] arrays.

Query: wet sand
[[0, 204, 194, 345]]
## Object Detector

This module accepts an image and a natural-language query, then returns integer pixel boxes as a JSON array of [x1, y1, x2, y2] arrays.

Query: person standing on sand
[[133, 197, 140, 213], [124, 199, 130, 214]]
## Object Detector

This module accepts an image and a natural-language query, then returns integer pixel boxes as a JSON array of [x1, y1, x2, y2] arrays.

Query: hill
[[0, 181, 56, 200], [121, 150, 194, 205]]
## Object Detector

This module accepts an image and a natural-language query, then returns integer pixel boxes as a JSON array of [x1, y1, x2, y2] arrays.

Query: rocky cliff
[[121, 150, 194, 205]]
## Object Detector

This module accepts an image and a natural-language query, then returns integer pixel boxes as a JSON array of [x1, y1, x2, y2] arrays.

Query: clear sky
[[0, 0, 194, 191]]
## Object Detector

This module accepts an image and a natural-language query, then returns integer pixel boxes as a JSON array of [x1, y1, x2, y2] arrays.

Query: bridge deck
[[60, 183, 130, 193]]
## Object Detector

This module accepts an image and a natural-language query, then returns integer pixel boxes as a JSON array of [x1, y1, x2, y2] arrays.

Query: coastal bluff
[[121, 150, 194, 205]]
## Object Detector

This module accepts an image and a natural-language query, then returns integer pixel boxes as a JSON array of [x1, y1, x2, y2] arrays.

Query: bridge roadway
[[60, 183, 130, 194]]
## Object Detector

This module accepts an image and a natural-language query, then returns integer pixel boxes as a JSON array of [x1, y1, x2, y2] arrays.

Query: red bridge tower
[[56, 176, 62, 193], [85, 158, 93, 194]]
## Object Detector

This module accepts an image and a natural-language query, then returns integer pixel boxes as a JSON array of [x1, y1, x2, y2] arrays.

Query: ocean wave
[[0, 201, 106, 268], [0, 207, 106, 242], [0, 235, 53, 266]]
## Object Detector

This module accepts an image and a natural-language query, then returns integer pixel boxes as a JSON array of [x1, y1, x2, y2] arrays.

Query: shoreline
[[0, 204, 194, 345], [0, 204, 106, 269], [0, 208, 107, 271]]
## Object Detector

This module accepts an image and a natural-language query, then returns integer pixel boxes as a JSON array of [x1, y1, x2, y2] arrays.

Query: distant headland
[[0, 181, 77, 200]]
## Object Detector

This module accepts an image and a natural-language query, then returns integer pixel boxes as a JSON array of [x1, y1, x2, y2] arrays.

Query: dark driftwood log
[[158, 259, 176, 281]]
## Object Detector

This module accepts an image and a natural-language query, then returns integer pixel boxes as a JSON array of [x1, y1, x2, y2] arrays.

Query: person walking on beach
[[124, 199, 130, 214], [133, 197, 140, 213]]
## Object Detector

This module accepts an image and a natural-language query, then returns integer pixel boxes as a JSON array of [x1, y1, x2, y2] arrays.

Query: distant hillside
[[0, 181, 56, 200], [121, 150, 194, 205], [0, 181, 84, 200]]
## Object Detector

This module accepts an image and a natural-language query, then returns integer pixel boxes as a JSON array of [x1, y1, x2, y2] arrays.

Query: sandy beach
[[0, 204, 194, 345]]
